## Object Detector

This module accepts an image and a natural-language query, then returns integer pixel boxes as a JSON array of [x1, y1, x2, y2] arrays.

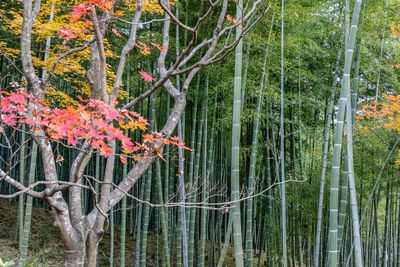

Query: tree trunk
[[64, 249, 85, 267]]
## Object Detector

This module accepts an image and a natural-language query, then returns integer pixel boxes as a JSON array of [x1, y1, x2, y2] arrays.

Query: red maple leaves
[[70, 3, 92, 23], [1, 91, 190, 163], [139, 71, 155, 82], [57, 26, 75, 40], [150, 42, 166, 52]]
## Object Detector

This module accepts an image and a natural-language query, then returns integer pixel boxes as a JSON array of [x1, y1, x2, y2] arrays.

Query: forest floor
[[0, 199, 261, 266]]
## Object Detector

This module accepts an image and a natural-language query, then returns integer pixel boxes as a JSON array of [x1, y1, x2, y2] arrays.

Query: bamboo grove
[[1, 0, 400, 266]]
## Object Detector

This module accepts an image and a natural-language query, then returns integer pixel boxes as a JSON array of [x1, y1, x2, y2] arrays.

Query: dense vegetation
[[1, 0, 400, 266]]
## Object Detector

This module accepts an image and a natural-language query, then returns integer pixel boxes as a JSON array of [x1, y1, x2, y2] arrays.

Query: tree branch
[[110, 0, 143, 100]]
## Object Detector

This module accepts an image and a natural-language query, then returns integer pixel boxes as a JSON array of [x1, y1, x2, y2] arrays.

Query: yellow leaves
[[391, 24, 400, 39], [31, 44, 89, 77], [395, 150, 400, 166], [119, 120, 148, 131], [0, 42, 20, 58], [120, 155, 127, 164], [45, 88, 79, 108], [74, 80, 91, 98], [361, 94, 400, 133], [390, 24, 400, 67], [122, 0, 169, 14]]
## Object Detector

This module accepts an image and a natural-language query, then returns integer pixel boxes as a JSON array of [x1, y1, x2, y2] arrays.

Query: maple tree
[[0, 89, 188, 159], [357, 94, 400, 164], [0, 0, 269, 265]]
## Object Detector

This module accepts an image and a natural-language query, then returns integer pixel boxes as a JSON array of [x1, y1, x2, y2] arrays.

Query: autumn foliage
[[357, 94, 400, 127], [0, 89, 190, 163], [357, 94, 400, 164]]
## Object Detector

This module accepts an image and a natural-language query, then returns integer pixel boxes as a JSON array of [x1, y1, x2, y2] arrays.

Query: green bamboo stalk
[[17, 125, 26, 246], [176, 206, 183, 267], [280, 0, 288, 266], [206, 98, 216, 267], [245, 38, 270, 267], [338, 2, 366, 261], [374, 1, 387, 102], [217, 215, 232, 267], [264, 107, 273, 267], [231, 0, 245, 265], [336, 0, 351, 258], [241, 43, 251, 113], [178, 118, 189, 267], [18, 142, 38, 267], [186, 76, 200, 233], [344, 43, 363, 267], [110, 206, 114, 267], [350, 0, 366, 120], [315, 33, 344, 266], [140, 91, 156, 267], [188, 81, 203, 267], [120, 195, 127, 266], [175, 35, 183, 267], [155, 158, 171, 267], [95, 153, 100, 201], [135, 171, 146, 267], [140, 165, 152, 266], [199, 76, 209, 267], [164, 93, 171, 256], [41, 3, 54, 80], [120, 68, 130, 267], [155, 208, 160, 267], [338, 155, 349, 251], [120, 153, 128, 266], [175, 9, 188, 264], [327, 0, 363, 266]]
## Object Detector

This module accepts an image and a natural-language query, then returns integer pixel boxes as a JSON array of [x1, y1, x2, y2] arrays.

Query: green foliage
[[24, 249, 51, 267], [0, 258, 15, 267]]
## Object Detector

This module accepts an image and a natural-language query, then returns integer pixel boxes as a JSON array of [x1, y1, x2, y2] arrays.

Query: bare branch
[[0, 167, 43, 198], [42, 38, 95, 88], [21, 0, 42, 96], [158, 0, 194, 32], [115, 17, 167, 25], [110, 0, 143, 100], [90, 7, 109, 102]]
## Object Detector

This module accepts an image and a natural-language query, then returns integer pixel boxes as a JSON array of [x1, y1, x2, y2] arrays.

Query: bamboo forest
[[2, 0, 400, 266]]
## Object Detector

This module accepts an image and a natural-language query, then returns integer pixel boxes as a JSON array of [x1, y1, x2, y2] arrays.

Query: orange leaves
[[70, 3, 91, 23], [390, 24, 400, 39], [358, 94, 400, 133], [135, 42, 151, 55], [1, 91, 191, 164], [89, 0, 113, 10], [360, 94, 400, 166], [226, 14, 242, 28], [150, 42, 166, 52], [135, 41, 167, 56], [120, 155, 127, 164], [112, 28, 122, 37]]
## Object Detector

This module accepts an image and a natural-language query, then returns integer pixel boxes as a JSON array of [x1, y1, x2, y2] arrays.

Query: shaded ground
[[0, 199, 266, 266]]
